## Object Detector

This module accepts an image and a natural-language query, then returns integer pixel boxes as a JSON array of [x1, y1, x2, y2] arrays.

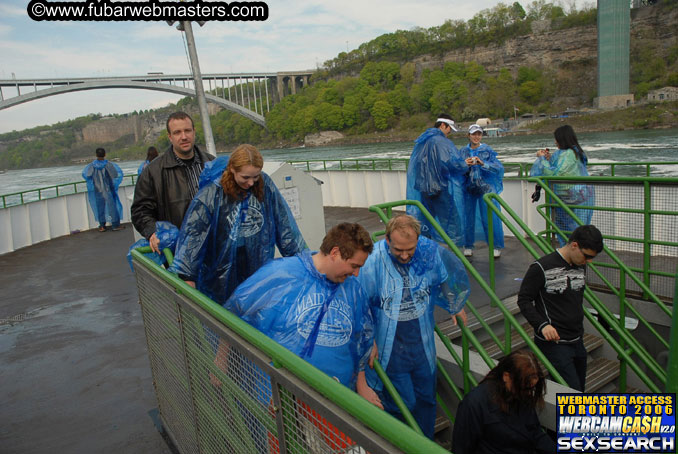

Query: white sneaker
[[494, 249, 502, 258], [463, 248, 473, 257]]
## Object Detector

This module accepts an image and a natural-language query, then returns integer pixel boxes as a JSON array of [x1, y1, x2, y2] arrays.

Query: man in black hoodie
[[517, 224, 604, 391]]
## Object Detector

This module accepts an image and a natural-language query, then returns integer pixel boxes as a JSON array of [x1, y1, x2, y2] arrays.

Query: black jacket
[[517, 251, 586, 342], [131, 145, 214, 239], [452, 382, 555, 454]]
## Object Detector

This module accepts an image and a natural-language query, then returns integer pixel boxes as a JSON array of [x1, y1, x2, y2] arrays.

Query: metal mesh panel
[[134, 260, 407, 454], [136, 267, 200, 454], [549, 180, 678, 300]]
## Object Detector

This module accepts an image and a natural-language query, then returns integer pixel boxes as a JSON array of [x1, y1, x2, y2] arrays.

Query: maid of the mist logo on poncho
[[226, 196, 264, 240], [296, 293, 352, 348], [382, 276, 430, 322]]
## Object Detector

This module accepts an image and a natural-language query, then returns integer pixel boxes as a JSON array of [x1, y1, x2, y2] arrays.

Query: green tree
[[370, 100, 395, 130]]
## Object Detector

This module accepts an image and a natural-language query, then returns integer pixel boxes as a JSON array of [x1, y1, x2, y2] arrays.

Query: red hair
[[220, 144, 264, 202]]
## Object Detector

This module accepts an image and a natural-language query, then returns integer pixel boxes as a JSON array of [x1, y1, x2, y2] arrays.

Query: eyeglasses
[[581, 251, 596, 260]]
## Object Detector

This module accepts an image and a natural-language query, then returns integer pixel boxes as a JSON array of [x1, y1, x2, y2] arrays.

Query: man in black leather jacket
[[131, 111, 214, 253]]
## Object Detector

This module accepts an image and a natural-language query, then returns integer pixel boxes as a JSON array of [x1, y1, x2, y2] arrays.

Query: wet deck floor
[[0, 207, 535, 453]]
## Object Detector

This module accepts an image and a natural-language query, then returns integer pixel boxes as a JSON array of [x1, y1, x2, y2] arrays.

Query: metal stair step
[[584, 357, 620, 393], [437, 295, 520, 340], [433, 414, 452, 450], [475, 322, 605, 359], [434, 414, 450, 433]]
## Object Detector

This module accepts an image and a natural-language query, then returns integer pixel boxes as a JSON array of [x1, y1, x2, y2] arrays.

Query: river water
[[1, 127, 677, 197]]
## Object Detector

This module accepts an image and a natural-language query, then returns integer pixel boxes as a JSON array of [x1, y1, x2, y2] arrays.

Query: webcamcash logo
[[557, 393, 675, 453]]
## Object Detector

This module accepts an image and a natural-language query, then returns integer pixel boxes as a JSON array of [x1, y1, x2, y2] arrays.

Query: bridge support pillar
[[276, 75, 285, 101]]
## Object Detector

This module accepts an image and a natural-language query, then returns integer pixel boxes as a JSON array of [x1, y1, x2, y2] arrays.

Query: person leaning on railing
[[220, 223, 383, 451]]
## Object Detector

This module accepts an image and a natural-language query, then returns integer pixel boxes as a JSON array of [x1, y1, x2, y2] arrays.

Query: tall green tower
[[595, 0, 635, 109]]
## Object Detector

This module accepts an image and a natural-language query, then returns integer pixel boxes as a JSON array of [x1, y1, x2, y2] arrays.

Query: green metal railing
[[484, 192, 664, 392], [285, 158, 678, 178], [367, 200, 568, 395], [668, 265, 678, 394], [3, 160, 678, 210], [287, 158, 410, 172], [131, 247, 449, 454], [529, 175, 678, 301], [483, 174, 676, 392], [0, 174, 138, 209]]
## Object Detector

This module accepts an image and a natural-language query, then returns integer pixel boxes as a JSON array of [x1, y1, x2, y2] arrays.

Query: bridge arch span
[[0, 80, 266, 127]]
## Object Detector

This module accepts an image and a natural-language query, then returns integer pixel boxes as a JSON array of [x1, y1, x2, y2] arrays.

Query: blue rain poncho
[[168, 156, 307, 305], [137, 160, 150, 176], [225, 250, 375, 389], [406, 128, 468, 246], [358, 236, 470, 386], [459, 143, 505, 249], [531, 147, 594, 245], [126, 221, 180, 271], [82, 159, 123, 226]]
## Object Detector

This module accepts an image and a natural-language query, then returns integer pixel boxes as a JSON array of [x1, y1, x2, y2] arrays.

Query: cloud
[[0, 4, 25, 17]]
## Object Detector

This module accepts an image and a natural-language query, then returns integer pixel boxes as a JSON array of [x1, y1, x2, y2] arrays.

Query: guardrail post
[[643, 181, 651, 299], [461, 320, 470, 394], [667, 266, 678, 393], [487, 197, 496, 295], [619, 269, 627, 392]]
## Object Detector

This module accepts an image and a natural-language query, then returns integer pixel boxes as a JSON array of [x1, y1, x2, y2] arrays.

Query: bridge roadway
[[0, 208, 532, 453], [0, 71, 313, 126]]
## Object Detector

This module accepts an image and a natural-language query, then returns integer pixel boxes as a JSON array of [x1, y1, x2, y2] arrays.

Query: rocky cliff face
[[411, 5, 677, 102], [413, 23, 598, 77], [82, 116, 141, 143]]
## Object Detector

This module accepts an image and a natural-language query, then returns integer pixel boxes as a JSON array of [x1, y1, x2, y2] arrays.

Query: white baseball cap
[[468, 124, 483, 134], [437, 118, 458, 132]]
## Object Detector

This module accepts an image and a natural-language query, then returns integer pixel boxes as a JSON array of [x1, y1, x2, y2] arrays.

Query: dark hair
[[220, 144, 265, 202], [482, 350, 546, 414], [166, 111, 194, 133], [568, 224, 604, 253], [95, 148, 106, 158], [434, 113, 452, 128], [146, 146, 159, 161], [320, 223, 373, 259], [554, 125, 586, 163]]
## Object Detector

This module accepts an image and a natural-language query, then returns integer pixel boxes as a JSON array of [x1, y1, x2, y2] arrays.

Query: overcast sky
[[0, 0, 589, 133]]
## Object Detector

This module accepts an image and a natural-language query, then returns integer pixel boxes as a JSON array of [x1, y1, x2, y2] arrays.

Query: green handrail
[[131, 248, 449, 454], [3, 160, 678, 209], [483, 188, 668, 390], [0, 173, 138, 209], [530, 176, 673, 317], [667, 265, 678, 393], [373, 360, 424, 436], [368, 200, 567, 389]]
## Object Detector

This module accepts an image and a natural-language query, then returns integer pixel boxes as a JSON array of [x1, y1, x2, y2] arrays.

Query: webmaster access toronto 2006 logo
[[557, 393, 675, 452]]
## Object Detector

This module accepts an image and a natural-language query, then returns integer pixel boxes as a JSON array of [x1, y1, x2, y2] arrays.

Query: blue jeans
[[535, 337, 587, 391], [463, 193, 504, 249], [380, 359, 437, 439]]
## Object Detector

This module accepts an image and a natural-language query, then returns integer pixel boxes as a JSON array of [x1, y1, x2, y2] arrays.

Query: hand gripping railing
[[367, 200, 568, 395], [131, 247, 450, 454]]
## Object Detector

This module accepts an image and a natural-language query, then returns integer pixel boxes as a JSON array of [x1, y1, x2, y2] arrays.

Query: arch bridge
[[0, 71, 312, 127]]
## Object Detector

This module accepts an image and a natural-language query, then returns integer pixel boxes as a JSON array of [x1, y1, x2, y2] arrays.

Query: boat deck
[[0, 207, 536, 454]]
